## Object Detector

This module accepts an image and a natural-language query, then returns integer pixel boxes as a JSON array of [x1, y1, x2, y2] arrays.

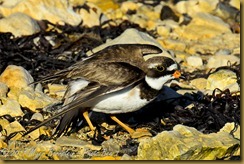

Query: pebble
[[0, 12, 40, 37], [56, 136, 101, 150], [174, 12, 231, 40], [0, 65, 34, 89], [190, 78, 207, 90], [0, 82, 8, 98], [4, 121, 26, 140], [76, 2, 102, 27], [0, 0, 82, 26], [47, 84, 66, 99], [0, 98, 23, 117], [175, 0, 219, 15], [186, 56, 203, 67], [207, 54, 240, 69], [101, 139, 121, 153], [30, 113, 44, 122], [206, 69, 239, 92], [18, 89, 55, 112]]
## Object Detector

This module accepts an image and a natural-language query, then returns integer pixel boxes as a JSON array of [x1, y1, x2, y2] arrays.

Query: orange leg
[[110, 115, 135, 135], [82, 111, 96, 131]]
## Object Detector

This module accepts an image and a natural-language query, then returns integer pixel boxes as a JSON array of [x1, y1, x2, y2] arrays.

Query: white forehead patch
[[167, 63, 178, 71]]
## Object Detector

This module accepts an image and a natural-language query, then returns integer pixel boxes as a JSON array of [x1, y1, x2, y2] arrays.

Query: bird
[[23, 43, 181, 138]]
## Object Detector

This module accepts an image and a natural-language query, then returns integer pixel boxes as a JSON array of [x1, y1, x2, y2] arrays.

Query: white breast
[[91, 86, 151, 114]]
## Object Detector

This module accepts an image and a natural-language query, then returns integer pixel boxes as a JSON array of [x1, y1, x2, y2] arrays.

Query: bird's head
[[145, 56, 181, 90]]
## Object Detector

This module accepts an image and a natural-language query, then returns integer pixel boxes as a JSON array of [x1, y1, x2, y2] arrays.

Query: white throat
[[145, 75, 172, 90]]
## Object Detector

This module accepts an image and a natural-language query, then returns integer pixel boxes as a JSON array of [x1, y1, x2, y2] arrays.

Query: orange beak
[[173, 70, 181, 78]]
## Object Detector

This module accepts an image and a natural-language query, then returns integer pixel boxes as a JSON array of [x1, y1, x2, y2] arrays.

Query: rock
[[0, 139, 7, 149], [230, 0, 240, 10], [0, 0, 82, 26], [76, 2, 102, 27], [157, 38, 186, 52], [215, 49, 232, 55], [4, 121, 26, 140], [175, 0, 219, 15], [86, 28, 174, 60], [91, 156, 121, 160], [88, 0, 119, 12], [18, 89, 55, 112], [47, 84, 66, 99], [186, 56, 203, 67], [0, 82, 8, 98], [0, 65, 34, 90], [121, 154, 133, 160], [174, 12, 231, 40], [0, 98, 24, 117], [30, 113, 44, 122], [0, 118, 10, 130], [0, 65, 56, 112], [206, 69, 239, 92], [190, 78, 207, 90], [206, 54, 240, 69], [0, 12, 40, 37], [56, 136, 101, 150], [102, 139, 121, 154], [120, 1, 139, 13], [35, 141, 61, 153], [137, 124, 240, 160], [156, 25, 171, 37]]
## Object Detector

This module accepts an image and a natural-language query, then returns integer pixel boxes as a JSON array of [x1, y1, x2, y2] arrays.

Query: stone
[[230, 0, 240, 10], [27, 126, 50, 140], [0, 12, 40, 37], [30, 113, 44, 122], [0, 82, 8, 98], [206, 54, 240, 69], [0, 139, 7, 149], [102, 139, 121, 153], [186, 56, 203, 67], [157, 38, 186, 52], [0, 0, 82, 26], [87, 28, 174, 60], [35, 141, 61, 153], [4, 121, 26, 140], [55, 136, 101, 150], [174, 12, 231, 40], [0, 98, 24, 117], [120, 1, 139, 13], [156, 25, 171, 37], [76, 2, 102, 27], [88, 0, 119, 12], [47, 84, 66, 99], [206, 69, 239, 92], [175, 0, 219, 15], [0, 65, 34, 90], [137, 124, 240, 160], [190, 78, 207, 90], [18, 89, 55, 112]]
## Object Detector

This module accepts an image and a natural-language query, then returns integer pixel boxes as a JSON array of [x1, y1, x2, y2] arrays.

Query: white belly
[[91, 86, 151, 114]]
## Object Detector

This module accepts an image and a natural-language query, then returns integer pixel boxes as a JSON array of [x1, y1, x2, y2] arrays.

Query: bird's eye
[[156, 65, 165, 72]]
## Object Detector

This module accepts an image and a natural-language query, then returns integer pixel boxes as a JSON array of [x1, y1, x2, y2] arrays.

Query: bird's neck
[[138, 80, 160, 101]]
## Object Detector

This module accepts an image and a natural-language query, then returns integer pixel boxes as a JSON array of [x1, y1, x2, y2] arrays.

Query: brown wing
[[30, 44, 162, 84], [23, 61, 145, 137]]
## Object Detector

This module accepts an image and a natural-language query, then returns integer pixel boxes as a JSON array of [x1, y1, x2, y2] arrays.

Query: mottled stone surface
[[137, 123, 240, 160]]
